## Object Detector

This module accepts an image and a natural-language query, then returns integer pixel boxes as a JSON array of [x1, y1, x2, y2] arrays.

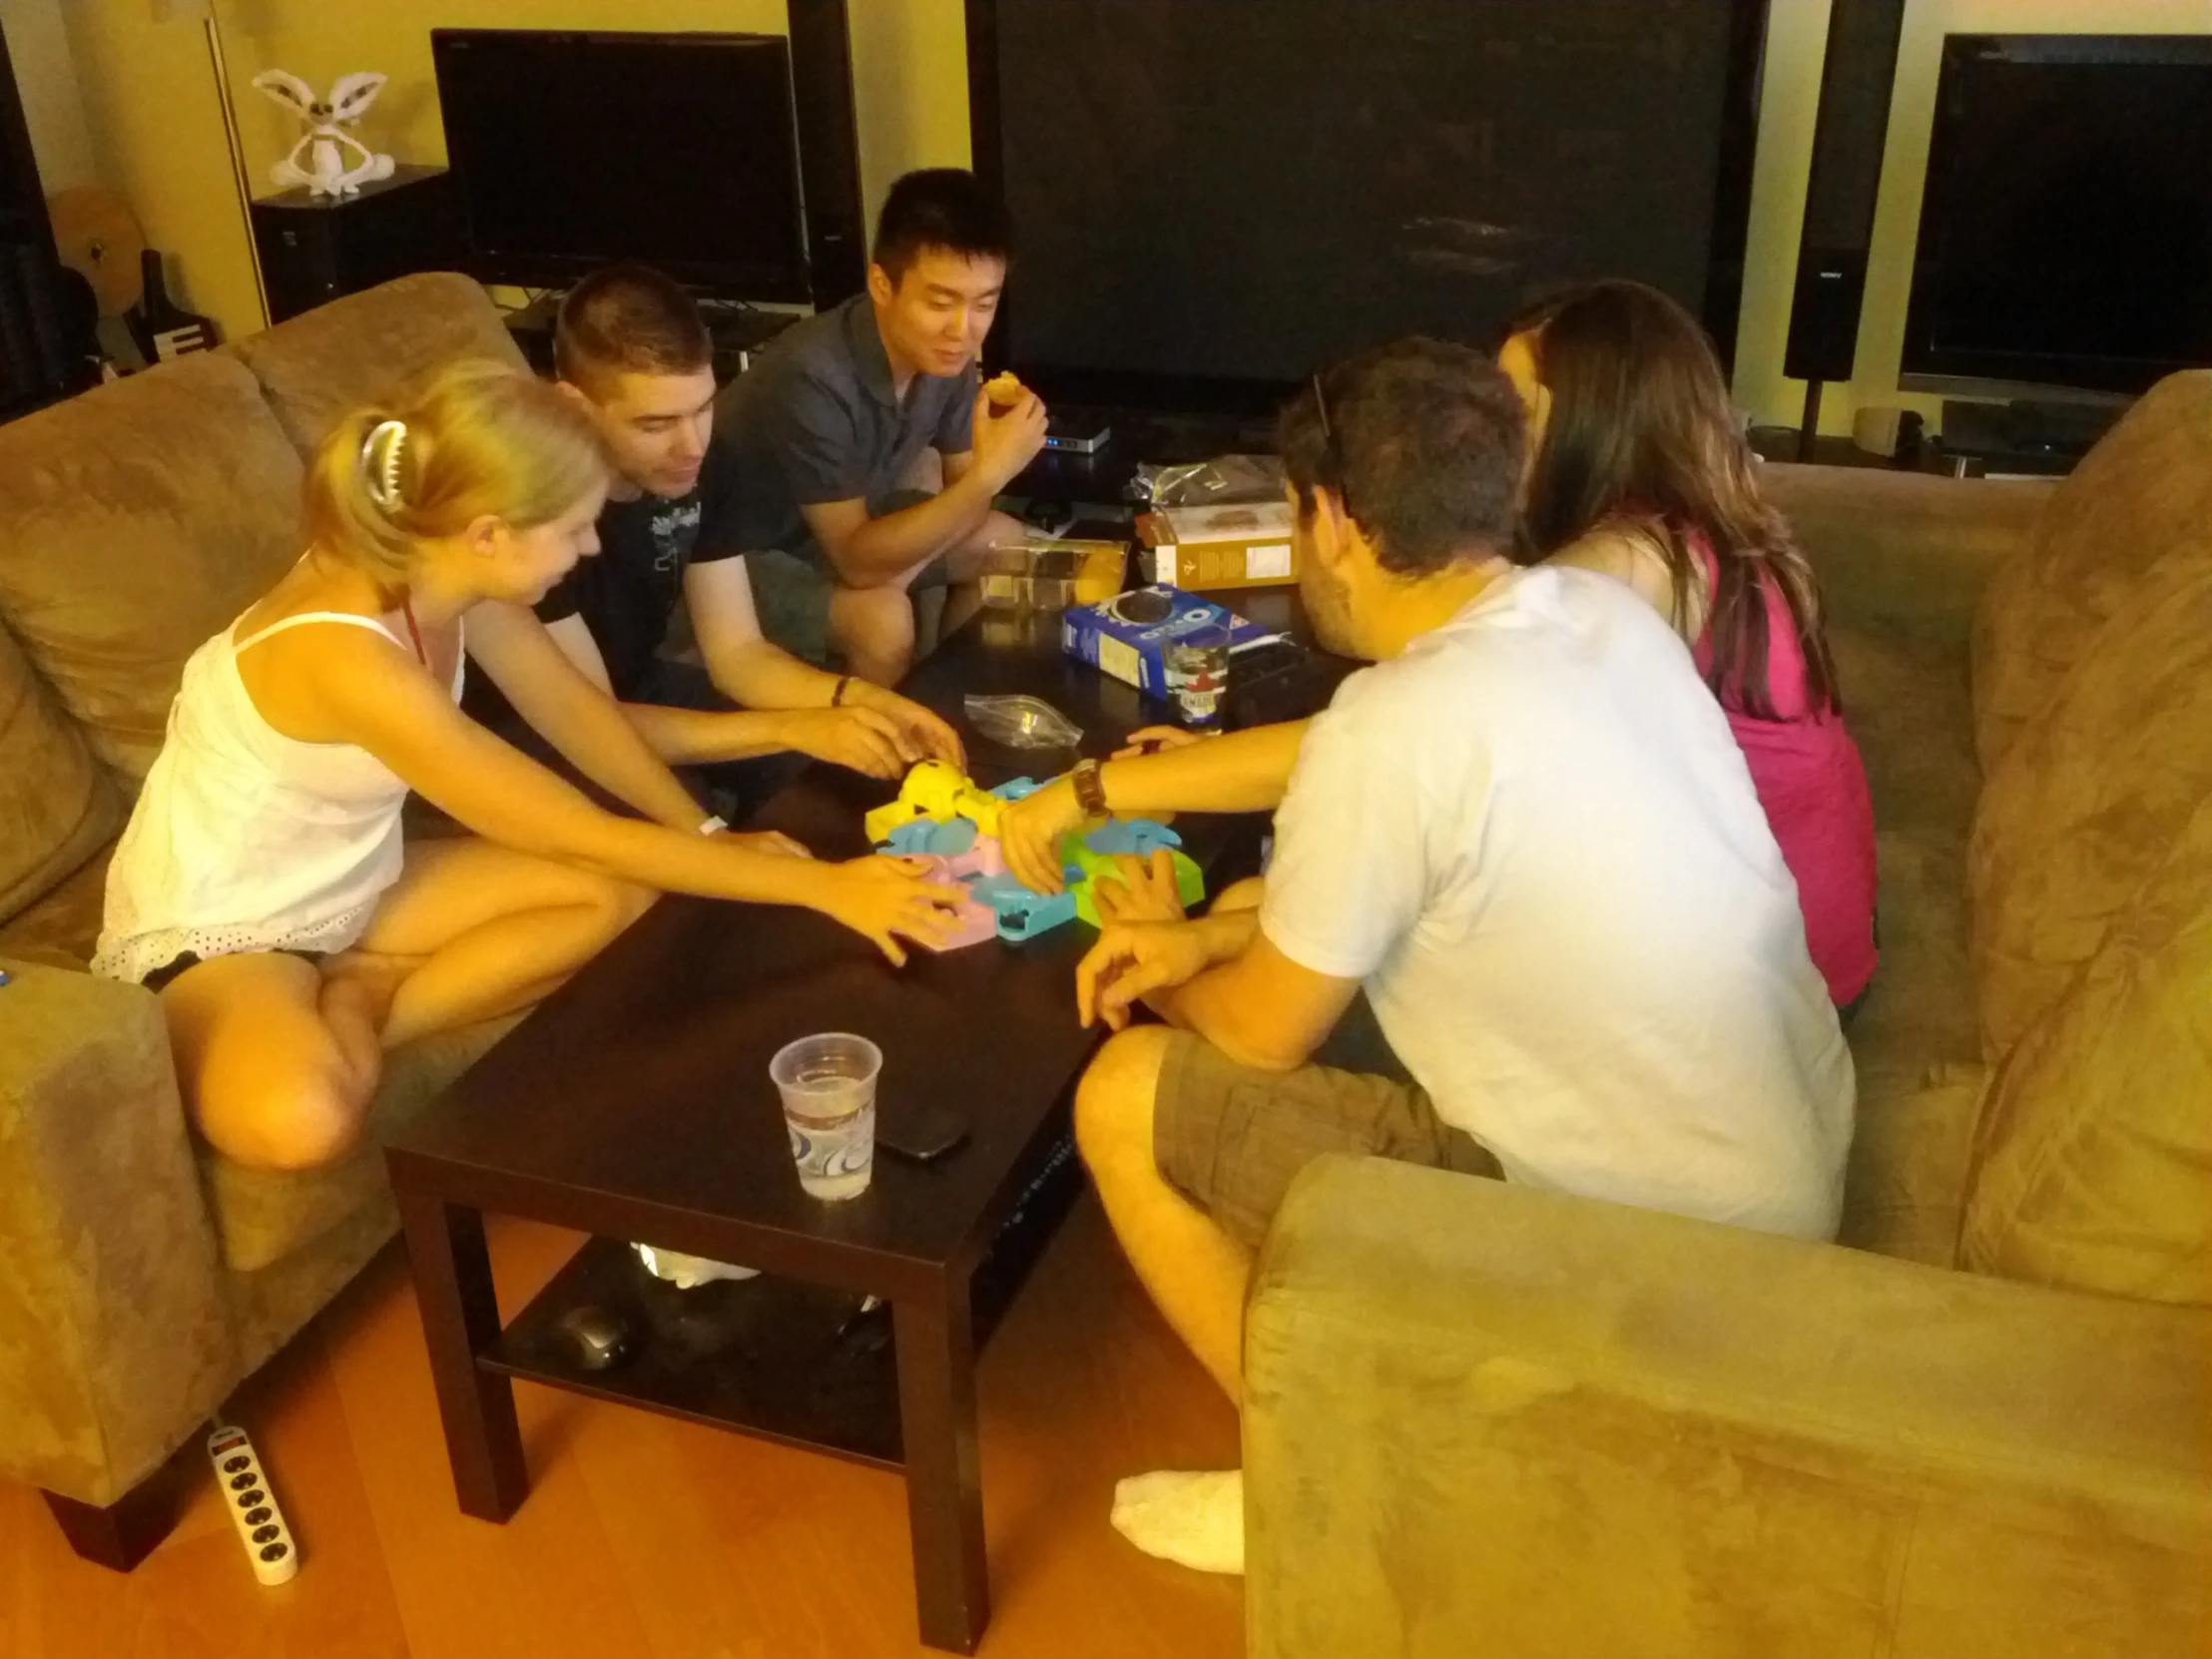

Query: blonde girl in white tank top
[[98, 359, 962, 1171]]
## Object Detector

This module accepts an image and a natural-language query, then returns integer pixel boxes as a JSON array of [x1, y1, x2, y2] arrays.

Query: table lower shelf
[[478, 1128, 1083, 1473], [485, 1234, 908, 1467]]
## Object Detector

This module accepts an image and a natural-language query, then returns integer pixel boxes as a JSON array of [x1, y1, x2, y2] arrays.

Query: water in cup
[[771, 1033, 881, 1201]]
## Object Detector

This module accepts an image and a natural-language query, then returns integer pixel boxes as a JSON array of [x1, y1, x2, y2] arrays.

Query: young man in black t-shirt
[[463, 265, 961, 802]]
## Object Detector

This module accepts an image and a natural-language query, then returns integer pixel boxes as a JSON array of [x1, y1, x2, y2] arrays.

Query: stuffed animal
[[252, 70, 397, 198]]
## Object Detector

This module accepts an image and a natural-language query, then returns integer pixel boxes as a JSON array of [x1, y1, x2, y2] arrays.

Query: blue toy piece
[[879, 819, 939, 854], [923, 817, 978, 856], [989, 776, 1044, 802], [880, 813, 982, 858], [969, 871, 1081, 941], [1080, 817, 1182, 857]]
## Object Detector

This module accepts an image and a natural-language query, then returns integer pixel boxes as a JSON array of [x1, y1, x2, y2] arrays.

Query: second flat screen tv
[[1902, 33, 2212, 397], [432, 29, 812, 301]]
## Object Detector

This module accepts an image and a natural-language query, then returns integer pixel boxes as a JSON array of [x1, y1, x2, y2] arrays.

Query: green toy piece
[[1060, 830, 1205, 926]]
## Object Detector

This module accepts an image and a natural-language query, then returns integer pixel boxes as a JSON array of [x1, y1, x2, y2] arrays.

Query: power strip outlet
[[207, 1423, 298, 1585]]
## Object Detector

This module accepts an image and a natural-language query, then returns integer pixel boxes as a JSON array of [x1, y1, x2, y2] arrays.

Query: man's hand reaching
[[774, 706, 910, 779], [1091, 848, 1189, 924], [853, 686, 965, 771]]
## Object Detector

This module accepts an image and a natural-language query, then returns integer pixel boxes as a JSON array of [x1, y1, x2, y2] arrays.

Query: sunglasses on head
[[1311, 371, 1357, 520]]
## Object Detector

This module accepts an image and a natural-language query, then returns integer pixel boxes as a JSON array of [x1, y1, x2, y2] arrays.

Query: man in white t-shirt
[[1071, 337, 1853, 1572]]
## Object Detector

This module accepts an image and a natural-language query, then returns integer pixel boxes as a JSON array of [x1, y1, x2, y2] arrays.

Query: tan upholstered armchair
[[1243, 380, 2212, 1658], [0, 276, 524, 1565]]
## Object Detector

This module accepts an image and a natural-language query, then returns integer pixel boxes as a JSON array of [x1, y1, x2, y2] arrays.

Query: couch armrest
[[0, 959, 236, 1505], [1763, 463, 2054, 649], [1244, 1156, 2212, 1659]]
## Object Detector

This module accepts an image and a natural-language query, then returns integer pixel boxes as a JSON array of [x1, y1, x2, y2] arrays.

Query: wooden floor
[[0, 1196, 1243, 1659]]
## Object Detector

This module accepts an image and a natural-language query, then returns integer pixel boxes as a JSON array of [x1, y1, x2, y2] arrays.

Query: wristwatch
[[1071, 758, 1110, 818]]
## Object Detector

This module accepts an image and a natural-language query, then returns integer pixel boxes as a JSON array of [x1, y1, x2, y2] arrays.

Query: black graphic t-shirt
[[535, 444, 745, 700]]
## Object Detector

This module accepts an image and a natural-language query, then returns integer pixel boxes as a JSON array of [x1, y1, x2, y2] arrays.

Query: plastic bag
[[964, 693, 1084, 750], [1129, 453, 1286, 509], [633, 1243, 760, 1288]]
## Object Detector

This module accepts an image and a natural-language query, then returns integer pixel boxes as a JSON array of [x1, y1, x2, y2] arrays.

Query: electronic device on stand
[[430, 21, 862, 378], [1902, 34, 2212, 476]]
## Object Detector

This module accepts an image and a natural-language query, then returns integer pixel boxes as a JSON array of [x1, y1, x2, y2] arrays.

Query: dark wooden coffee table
[[384, 595, 1337, 1652]]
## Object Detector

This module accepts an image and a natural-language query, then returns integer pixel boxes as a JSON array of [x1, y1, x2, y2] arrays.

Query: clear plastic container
[[979, 539, 1127, 611], [770, 1032, 881, 1201]]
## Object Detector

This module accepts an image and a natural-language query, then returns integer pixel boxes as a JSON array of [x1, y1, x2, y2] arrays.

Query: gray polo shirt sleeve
[[770, 368, 876, 507]]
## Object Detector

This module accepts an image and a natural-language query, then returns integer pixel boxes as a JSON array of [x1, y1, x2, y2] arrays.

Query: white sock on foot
[[1110, 1468, 1245, 1575]]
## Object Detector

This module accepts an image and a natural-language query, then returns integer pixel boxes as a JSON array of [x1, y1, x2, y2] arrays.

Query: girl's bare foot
[[318, 950, 414, 1086]]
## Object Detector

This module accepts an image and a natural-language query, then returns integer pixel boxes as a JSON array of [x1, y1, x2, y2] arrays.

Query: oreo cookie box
[[1061, 585, 1271, 697]]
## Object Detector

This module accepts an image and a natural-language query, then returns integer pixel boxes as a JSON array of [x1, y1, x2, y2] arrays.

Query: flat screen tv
[[431, 29, 812, 301], [1902, 34, 2212, 398], [966, 0, 1770, 412]]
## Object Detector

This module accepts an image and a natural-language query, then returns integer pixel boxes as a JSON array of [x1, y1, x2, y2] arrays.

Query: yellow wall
[[54, 0, 973, 341], [1736, 0, 2212, 434], [51, 0, 2210, 427], [846, 0, 971, 227], [219, 1, 787, 182]]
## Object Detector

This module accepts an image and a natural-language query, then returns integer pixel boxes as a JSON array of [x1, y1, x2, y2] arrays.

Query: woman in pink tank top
[[1499, 280, 1877, 1009]]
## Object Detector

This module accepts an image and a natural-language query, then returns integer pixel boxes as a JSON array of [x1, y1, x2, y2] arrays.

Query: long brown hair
[[1509, 280, 1839, 719]]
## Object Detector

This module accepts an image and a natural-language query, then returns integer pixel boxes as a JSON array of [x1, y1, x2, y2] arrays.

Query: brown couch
[[1245, 376, 2212, 1657], [0, 275, 529, 1565]]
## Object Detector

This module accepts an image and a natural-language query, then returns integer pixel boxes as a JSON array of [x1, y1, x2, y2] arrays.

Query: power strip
[[207, 1423, 298, 1584]]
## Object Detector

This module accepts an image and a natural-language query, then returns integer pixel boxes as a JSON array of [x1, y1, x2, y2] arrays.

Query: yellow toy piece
[[863, 759, 1008, 844]]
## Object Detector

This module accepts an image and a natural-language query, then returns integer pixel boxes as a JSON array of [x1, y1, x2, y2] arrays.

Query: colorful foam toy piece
[[912, 855, 1003, 951], [868, 763, 1202, 944], [1062, 824, 1204, 926], [863, 759, 1017, 844], [968, 872, 1080, 941], [881, 815, 980, 858], [1079, 818, 1184, 858]]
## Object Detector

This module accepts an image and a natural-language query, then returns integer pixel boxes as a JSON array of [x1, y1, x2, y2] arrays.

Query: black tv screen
[[1903, 34, 2212, 396], [432, 29, 810, 301], [970, 0, 1766, 408]]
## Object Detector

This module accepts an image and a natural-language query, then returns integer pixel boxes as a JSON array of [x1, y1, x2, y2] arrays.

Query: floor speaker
[[1783, 0, 1909, 407], [788, 0, 867, 305]]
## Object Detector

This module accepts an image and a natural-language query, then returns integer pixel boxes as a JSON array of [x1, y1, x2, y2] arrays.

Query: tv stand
[[1938, 396, 2124, 477]]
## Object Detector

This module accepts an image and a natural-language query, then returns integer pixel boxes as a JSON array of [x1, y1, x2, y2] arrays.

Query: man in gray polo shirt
[[719, 169, 1048, 684]]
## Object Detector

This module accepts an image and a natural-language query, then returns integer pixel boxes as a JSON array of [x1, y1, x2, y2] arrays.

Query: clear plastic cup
[[1165, 623, 1231, 727], [770, 1033, 881, 1201]]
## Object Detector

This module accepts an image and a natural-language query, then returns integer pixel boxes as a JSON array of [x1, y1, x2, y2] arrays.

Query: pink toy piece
[[914, 855, 1002, 951], [942, 833, 1009, 880], [930, 898, 1002, 951]]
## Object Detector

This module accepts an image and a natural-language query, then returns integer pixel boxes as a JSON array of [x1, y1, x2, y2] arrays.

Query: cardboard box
[[1061, 585, 1272, 697], [1138, 501, 1299, 590]]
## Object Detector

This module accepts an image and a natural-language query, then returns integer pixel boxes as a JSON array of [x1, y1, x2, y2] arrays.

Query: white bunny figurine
[[253, 70, 398, 198]]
